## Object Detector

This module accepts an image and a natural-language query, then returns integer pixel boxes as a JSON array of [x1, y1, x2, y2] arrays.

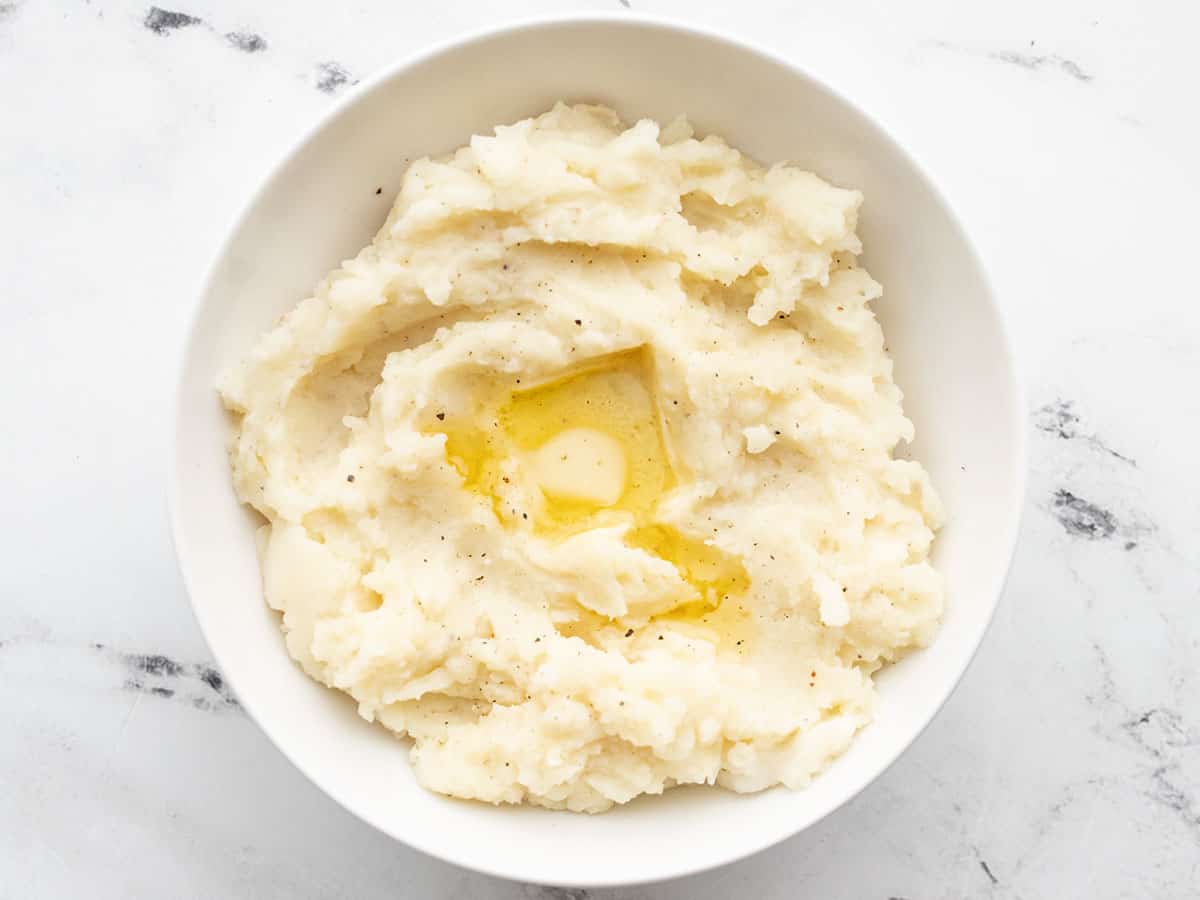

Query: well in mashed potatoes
[[219, 104, 944, 813]]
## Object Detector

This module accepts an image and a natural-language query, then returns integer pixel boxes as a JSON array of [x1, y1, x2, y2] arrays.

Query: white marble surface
[[2, 0, 1198, 896]]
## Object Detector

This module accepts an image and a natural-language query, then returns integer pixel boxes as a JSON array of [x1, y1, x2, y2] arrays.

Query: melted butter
[[627, 524, 749, 612], [654, 591, 757, 652], [500, 349, 673, 529], [437, 349, 670, 529], [440, 418, 494, 491], [632, 524, 754, 651], [429, 348, 751, 636]]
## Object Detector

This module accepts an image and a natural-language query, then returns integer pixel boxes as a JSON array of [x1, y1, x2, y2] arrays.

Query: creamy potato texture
[[220, 104, 944, 812]]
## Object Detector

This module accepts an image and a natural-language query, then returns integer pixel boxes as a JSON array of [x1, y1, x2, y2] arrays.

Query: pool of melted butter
[[430, 348, 750, 641]]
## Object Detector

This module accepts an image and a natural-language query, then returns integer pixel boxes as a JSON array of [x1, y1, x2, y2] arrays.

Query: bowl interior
[[171, 17, 1023, 887]]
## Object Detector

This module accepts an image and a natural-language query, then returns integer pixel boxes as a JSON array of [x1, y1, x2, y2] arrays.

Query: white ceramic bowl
[[169, 14, 1024, 887]]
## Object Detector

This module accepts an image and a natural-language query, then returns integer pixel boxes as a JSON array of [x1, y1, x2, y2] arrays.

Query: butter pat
[[531, 427, 627, 506]]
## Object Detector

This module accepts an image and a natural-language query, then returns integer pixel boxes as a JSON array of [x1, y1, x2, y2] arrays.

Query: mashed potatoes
[[220, 104, 944, 812]]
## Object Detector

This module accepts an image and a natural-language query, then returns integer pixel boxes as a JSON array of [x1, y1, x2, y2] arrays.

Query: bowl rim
[[167, 10, 1027, 887]]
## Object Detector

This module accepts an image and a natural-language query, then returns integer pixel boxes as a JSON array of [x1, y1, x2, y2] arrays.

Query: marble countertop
[[2, 0, 1197, 897]]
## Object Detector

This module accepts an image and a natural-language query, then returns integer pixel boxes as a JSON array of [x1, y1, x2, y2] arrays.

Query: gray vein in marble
[[225, 31, 267, 53], [1027, 631, 1198, 858], [1035, 399, 1135, 465], [143, 6, 202, 35], [0, 2, 19, 22], [927, 40, 1092, 82], [1078, 640, 1199, 842], [990, 50, 1091, 82], [0, 635, 241, 713], [523, 888, 591, 900], [112, 646, 241, 712], [315, 61, 355, 94], [1047, 482, 1154, 550], [143, 6, 268, 58], [1088, 639, 1118, 706], [977, 855, 999, 885], [1051, 489, 1118, 541], [137, 6, 361, 95], [1043, 774, 1107, 822], [1123, 709, 1200, 829], [0, 632, 242, 712]]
